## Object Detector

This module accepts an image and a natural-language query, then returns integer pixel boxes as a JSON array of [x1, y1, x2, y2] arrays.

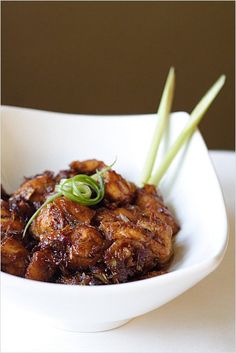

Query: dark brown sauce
[[1, 159, 179, 285]]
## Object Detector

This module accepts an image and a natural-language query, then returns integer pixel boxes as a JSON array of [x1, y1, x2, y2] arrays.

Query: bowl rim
[[1, 104, 190, 119]]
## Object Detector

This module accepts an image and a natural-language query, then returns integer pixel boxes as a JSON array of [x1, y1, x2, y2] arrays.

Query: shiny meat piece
[[136, 218, 173, 264], [135, 185, 180, 235], [104, 239, 157, 283], [94, 208, 118, 225], [9, 197, 34, 223], [9, 171, 56, 222], [96, 205, 173, 264], [67, 224, 104, 269], [1, 237, 29, 277], [100, 219, 172, 264], [100, 220, 145, 242], [104, 170, 136, 205], [12, 171, 55, 208], [95, 205, 144, 225], [1, 200, 24, 237], [26, 248, 57, 282], [31, 196, 95, 241], [70, 159, 106, 175], [113, 206, 142, 222], [145, 223, 172, 264]]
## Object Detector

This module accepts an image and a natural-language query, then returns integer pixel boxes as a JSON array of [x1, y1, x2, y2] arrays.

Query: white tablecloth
[[1, 151, 235, 353]]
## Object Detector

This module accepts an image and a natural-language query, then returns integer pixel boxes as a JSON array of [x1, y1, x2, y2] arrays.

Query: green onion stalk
[[140, 67, 175, 185], [141, 73, 226, 187]]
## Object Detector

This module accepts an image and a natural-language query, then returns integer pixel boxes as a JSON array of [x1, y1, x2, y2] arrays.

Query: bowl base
[[53, 319, 131, 332]]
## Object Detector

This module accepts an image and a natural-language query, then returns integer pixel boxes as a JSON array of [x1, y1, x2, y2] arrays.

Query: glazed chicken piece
[[104, 239, 157, 283], [67, 224, 105, 269], [97, 204, 173, 267], [9, 197, 34, 223], [11, 171, 55, 207], [136, 217, 173, 264], [100, 220, 172, 264], [70, 159, 106, 175], [30, 223, 105, 274], [1, 200, 24, 238], [9, 171, 56, 221], [103, 170, 136, 205], [31, 196, 95, 241], [94, 205, 144, 226], [26, 247, 57, 282], [1, 236, 29, 277], [113, 206, 142, 222], [55, 159, 105, 184], [135, 184, 179, 235]]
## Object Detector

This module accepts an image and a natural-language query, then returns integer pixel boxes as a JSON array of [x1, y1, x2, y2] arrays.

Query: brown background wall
[[2, 1, 235, 150]]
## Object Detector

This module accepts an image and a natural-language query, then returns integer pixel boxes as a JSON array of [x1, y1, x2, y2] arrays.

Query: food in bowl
[[1, 159, 179, 284], [1, 68, 225, 288]]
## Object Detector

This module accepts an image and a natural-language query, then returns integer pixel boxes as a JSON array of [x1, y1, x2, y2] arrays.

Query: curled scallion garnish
[[55, 173, 105, 206], [22, 162, 115, 238]]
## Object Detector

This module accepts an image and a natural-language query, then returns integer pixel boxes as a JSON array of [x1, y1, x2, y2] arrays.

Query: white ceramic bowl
[[1, 106, 228, 332]]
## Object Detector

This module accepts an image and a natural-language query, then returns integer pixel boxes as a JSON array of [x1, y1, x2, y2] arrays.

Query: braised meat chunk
[[67, 224, 105, 269], [1, 159, 180, 284], [135, 185, 179, 235], [104, 239, 157, 283], [103, 170, 136, 205], [1, 237, 29, 277], [70, 159, 106, 175], [31, 196, 95, 241], [1, 200, 24, 238], [9, 171, 56, 222], [26, 247, 57, 282], [12, 171, 55, 207]]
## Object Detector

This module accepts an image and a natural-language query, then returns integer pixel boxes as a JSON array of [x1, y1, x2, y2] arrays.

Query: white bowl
[[1, 106, 228, 332]]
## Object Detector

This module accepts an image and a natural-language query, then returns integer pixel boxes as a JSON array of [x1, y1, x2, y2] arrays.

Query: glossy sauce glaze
[[1, 159, 179, 285]]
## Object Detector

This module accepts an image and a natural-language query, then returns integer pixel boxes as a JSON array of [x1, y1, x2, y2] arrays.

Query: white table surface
[[1, 151, 235, 353]]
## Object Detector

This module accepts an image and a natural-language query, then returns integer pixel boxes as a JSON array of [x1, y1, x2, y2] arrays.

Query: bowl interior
[[1, 106, 228, 272]]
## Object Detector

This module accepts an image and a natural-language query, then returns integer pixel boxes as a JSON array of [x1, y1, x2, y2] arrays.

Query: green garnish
[[55, 173, 105, 205], [141, 71, 225, 187], [140, 67, 175, 185], [22, 164, 114, 238], [148, 75, 225, 186]]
